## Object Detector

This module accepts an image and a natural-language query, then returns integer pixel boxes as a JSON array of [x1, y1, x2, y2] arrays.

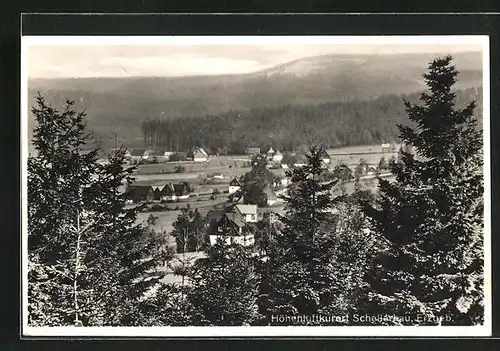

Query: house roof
[[225, 212, 246, 228], [173, 183, 189, 195], [267, 147, 275, 154], [247, 147, 261, 154], [146, 149, 165, 156], [271, 169, 287, 179], [294, 155, 308, 164], [264, 188, 278, 201], [319, 150, 330, 159], [235, 204, 257, 215], [128, 148, 147, 157], [126, 185, 152, 197], [274, 150, 283, 156], [229, 178, 241, 186], [194, 147, 208, 157]]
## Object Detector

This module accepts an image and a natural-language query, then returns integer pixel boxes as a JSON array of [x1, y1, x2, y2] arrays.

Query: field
[[133, 144, 397, 255], [327, 144, 400, 166]]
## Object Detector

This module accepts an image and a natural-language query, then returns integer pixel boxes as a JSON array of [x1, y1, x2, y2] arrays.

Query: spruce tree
[[187, 219, 259, 326], [242, 154, 274, 207], [360, 56, 484, 325], [28, 94, 169, 326], [258, 146, 345, 321]]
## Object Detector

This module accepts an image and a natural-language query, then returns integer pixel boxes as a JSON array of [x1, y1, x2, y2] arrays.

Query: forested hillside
[[27, 52, 482, 149], [141, 87, 483, 154]]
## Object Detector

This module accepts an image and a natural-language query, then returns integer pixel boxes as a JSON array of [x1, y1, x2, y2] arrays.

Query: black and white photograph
[[21, 35, 490, 337]]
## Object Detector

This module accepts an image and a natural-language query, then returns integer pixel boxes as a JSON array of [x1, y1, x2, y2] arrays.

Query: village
[[98, 143, 398, 285]]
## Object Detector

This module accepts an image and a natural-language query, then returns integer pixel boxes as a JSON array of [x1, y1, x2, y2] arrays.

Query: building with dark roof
[[125, 185, 154, 203]]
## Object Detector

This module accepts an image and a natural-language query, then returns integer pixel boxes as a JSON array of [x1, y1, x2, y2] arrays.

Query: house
[[170, 151, 189, 161], [271, 169, 291, 188], [381, 143, 393, 153], [366, 166, 377, 177], [149, 183, 177, 201], [272, 150, 283, 163], [263, 185, 279, 206], [319, 150, 331, 164], [235, 204, 258, 223], [266, 147, 275, 159], [163, 150, 175, 160], [209, 213, 254, 247], [293, 155, 307, 168], [228, 177, 241, 195], [125, 148, 147, 163], [173, 182, 190, 199], [228, 189, 244, 203], [193, 147, 209, 162], [144, 149, 167, 162], [246, 147, 261, 155], [125, 185, 154, 203]]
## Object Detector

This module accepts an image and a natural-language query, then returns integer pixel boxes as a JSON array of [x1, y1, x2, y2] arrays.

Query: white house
[[209, 212, 254, 247], [193, 147, 209, 162], [125, 148, 147, 163], [235, 204, 258, 223], [164, 150, 175, 160], [209, 234, 255, 247], [264, 186, 279, 206], [319, 150, 331, 164], [271, 169, 291, 188], [272, 150, 283, 163], [381, 143, 393, 153], [266, 147, 275, 160], [228, 177, 241, 194], [293, 155, 307, 168]]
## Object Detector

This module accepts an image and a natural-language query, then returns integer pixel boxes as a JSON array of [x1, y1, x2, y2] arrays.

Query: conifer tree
[[28, 94, 169, 326], [258, 146, 346, 321], [360, 56, 484, 325], [187, 218, 259, 326], [171, 207, 206, 253], [242, 154, 274, 207]]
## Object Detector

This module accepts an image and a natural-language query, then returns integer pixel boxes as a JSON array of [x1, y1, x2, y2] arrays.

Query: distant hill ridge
[[27, 52, 483, 150]]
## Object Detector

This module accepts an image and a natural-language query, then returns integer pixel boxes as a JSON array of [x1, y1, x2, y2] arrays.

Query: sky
[[24, 37, 485, 78]]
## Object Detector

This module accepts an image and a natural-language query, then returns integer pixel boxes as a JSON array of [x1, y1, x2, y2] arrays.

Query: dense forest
[[141, 87, 482, 154]]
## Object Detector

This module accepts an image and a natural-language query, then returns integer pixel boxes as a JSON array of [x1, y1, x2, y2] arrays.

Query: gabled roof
[[319, 150, 330, 159], [267, 147, 275, 154], [194, 147, 208, 157], [225, 212, 246, 228], [173, 183, 189, 195], [294, 155, 308, 164], [229, 177, 241, 186], [274, 150, 283, 156], [235, 204, 257, 215]]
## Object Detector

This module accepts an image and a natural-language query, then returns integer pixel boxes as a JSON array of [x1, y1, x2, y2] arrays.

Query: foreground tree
[[258, 146, 352, 322], [28, 94, 168, 326], [187, 221, 259, 326], [360, 56, 484, 325], [171, 207, 206, 253]]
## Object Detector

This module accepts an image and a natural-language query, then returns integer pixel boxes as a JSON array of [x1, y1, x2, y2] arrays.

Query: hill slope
[[27, 52, 482, 148]]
